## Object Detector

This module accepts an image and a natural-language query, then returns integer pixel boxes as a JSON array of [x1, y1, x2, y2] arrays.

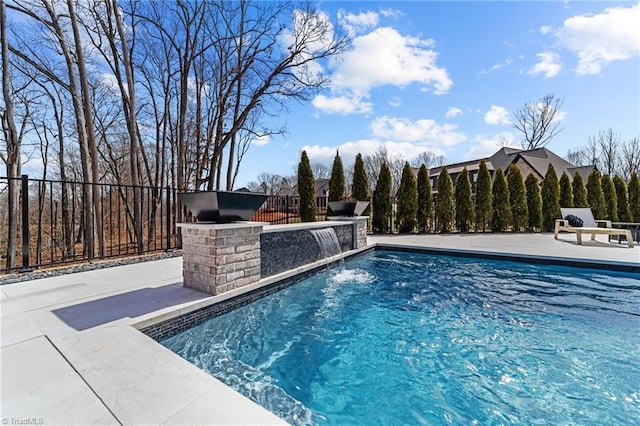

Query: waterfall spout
[[310, 227, 341, 260]]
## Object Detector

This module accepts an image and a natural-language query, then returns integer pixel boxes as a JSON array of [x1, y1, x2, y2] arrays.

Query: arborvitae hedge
[[475, 160, 492, 231], [572, 172, 588, 208], [586, 169, 606, 219], [328, 151, 345, 202], [541, 164, 561, 232], [454, 167, 474, 232], [613, 175, 632, 222], [525, 173, 542, 231], [507, 165, 528, 232], [600, 175, 618, 221], [372, 162, 392, 233], [559, 172, 573, 208], [352, 153, 370, 201], [297, 150, 317, 222], [435, 167, 454, 232], [491, 168, 512, 232], [417, 165, 432, 232], [628, 172, 640, 222], [396, 162, 418, 233]]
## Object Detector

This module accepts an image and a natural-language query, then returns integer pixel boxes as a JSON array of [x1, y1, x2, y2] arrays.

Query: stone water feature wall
[[178, 217, 368, 295], [260, 222, 352, 277]]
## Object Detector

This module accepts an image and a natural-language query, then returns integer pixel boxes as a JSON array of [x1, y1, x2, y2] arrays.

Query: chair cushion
[[564, 214, 583, 227]]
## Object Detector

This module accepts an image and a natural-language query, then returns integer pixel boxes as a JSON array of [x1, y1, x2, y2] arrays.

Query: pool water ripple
[[162, 251, 640, 425]]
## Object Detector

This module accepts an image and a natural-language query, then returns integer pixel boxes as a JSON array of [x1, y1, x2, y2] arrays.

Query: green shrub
[[600, 175, 618, 221], [372, 162, 392, 233], [541, 164, 560, 232], [352, 153, 370, 201], [586, 169, 606, 219], [454, 167, 474, 232], [491, 168, 512, 232], [559, 172, 573, 208], [328, 151, 345, 202], [572, 172, 588, 208], [613, 175, 632, 222], [628, 172, 640, 222], [507, 165, 528, 232], [475, 160, 492, 231], [297, 150, 317, 222], [435, 167, 454, 232], [396, 162, 418, 233], [525, 173, 542, 231], [417, 165, 432, 232]]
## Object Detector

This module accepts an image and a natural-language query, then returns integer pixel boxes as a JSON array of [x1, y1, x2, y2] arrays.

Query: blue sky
[[236, 1, 639, 187]]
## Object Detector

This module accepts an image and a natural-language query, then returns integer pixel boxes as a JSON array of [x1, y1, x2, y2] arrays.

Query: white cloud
[[302, 115, 465, 166], [445, 107, 462, 118], [370, 116, 466, 147], [252, 135, 270, 147], [465, 132, 517, 160], [484, 105, 511, 126], [312, 94, 373, 114], [528, 52, 562, 78], [557, 3, 640, 75], [330, 27, 452, 95], [388, 97, 402, 107], [539, 25, 552, 35], [338, 10, 379, 37]]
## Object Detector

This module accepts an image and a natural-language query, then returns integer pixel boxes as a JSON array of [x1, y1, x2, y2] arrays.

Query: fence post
[[19, 174, 32, 273], [165, 185, 172, 251], [285, 195, 290, 224]]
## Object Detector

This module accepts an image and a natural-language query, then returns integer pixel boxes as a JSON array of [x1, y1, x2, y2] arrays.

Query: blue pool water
[[161, 251, 640, 425]]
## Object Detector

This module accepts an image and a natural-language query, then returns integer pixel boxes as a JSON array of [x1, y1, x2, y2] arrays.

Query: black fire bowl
[[328, 201, 369, 217], [179, 191, 268, 223]]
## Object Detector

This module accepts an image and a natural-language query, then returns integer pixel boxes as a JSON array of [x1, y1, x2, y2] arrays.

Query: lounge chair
[[554, 208, 634, 248]]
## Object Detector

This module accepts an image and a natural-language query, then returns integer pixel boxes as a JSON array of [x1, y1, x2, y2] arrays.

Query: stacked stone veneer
[[178, 216, 368, 295], [178, 223, 264, 295]]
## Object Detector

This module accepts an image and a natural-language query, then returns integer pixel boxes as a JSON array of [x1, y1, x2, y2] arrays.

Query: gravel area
[[0, 251, 183, 286]]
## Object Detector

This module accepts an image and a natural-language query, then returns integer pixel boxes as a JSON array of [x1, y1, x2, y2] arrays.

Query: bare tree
[[311, 162, 330, 179], [1, 0, 22, 269], [621, 137, 640, 179], [410, 151, 446, 169], [589, 129, 620, 176], [513, 93, 564, 150]]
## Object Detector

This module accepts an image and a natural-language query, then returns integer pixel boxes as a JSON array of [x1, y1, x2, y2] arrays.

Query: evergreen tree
[[491, 168, 512, 232], [541, 164, 561, 232], [297, 150, 317, 222], [396, 162, 418, 233], [559, 172, 573, 208], [572, 172, 588, 208], [417, 165, 432, 232], [628, 172, 640, 222], [506, 164, 528, 232], [454, 167, 474, 232], [328, 151, 345, 202], [613, 175, 632, 222], [475, 160, 492, 231], [352, 153, 370, 201], [435, 167, 454, 232], [600, 175, 618, 221], [586, 169, 606, 219], [372, 162, 392, 233], [525, 173, 542, 231]]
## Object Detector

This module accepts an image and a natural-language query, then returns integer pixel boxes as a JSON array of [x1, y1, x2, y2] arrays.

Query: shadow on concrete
[[52, 283, 209, 331]]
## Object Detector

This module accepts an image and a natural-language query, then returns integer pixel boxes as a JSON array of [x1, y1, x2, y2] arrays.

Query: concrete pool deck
[[1, 232, 638, 425]]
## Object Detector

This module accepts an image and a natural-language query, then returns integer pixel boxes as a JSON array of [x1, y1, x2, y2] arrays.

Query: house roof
[[426, 147, 596, 180], [276, 178, 330, 197]]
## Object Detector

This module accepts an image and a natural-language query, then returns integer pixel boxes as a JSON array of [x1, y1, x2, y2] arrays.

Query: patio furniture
[[554, 208, 634, 248]]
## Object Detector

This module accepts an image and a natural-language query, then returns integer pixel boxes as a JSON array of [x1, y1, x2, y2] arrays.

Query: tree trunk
[[1, 0, 20, 270]]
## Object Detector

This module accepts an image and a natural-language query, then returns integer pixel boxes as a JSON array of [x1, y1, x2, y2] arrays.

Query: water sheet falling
[[310, 227, 341, 260]]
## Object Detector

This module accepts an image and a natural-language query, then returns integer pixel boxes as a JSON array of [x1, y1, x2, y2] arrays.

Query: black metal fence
[[0, 176, 331, 273]]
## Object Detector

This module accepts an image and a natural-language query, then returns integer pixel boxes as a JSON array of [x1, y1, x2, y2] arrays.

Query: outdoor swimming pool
[[161, 250, 640, 425]]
